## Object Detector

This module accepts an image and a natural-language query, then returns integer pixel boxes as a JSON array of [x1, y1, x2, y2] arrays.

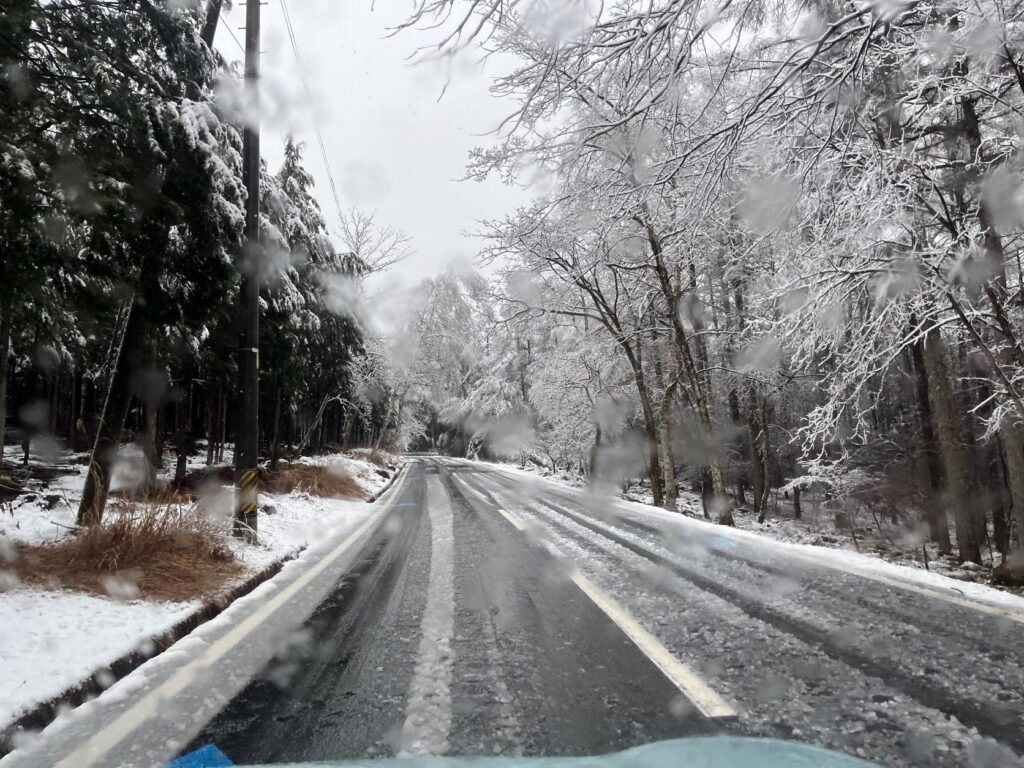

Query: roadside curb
[[0, 464, 407, 757], [368, 460, 405, 503]]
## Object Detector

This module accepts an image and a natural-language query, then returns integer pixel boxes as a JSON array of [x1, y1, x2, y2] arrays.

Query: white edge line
[[590, 495, 1024, 627], [809, 561, 1024, 625], [496, 507, 735, 720], [56, 467, 410, 768]]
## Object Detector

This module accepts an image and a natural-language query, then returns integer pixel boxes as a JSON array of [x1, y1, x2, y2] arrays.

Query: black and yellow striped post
[[234, 467, 259, 542]]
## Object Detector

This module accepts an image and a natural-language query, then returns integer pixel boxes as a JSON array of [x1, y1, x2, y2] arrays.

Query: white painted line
[[570, 571, 736, 720], [795, 557, 1024, 626], [54, 468, 410, 768], [398, 476, 455, 756], [497, 507, 735, 720], [497, 508, 525, 530]]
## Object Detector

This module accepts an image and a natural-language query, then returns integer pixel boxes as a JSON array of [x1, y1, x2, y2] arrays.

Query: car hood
[[175, 736, 880, 768]]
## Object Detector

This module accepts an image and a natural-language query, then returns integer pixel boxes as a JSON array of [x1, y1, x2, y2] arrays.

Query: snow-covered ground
[[0, 593, 196, 736], [0, 445, 396, 733]]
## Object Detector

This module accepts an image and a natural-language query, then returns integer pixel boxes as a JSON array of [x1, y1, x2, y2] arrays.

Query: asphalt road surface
[[6, 457, 1024, 767], [184, 458, 720, 763]]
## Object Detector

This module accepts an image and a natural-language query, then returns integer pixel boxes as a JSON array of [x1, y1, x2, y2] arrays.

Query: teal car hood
[[181, 737, 879, 768]]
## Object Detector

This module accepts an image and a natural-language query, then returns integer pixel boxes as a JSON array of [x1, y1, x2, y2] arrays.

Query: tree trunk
[[67, 367, 78, 451], [659, 386, 678, 511], [609, 332, 663, 507], [343, 405, 355, 451], [688, 262, 711, 394], [658, 335, 680, 510], [700, 468, 712, 518], [295, 393, 336, 457], [728, 386, 747, 506], [793, 485, 802, 520], [141, 398, 159, 483], [270, 371, 283, 470], [217, 380, 227, 463], [78, 301, 147, 527], [205, 382, 215, 465], [624, 345, 663, 508], [960, 95, 1024, 558], [748, 387, 765, 521], [374, 392, 398, 456], [644, 221, 726, 520], [589, 423, 602, 481], [139, 343, 161, 488], [954, 338, 987, 546], [0, 298, 10, 461], [48, 369, 59, 437], [83, 376, 97, 447], [992, 440, 1012, 560], [174, 365, 193, 487], [910, 327, 953, 554], [1000, 427, 1024, 561], [921, 327, 981, 563], [757, 395, 771, 523]]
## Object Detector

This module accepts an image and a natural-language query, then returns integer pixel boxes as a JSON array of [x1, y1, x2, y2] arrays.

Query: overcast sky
[[213, 0, 526, 285]]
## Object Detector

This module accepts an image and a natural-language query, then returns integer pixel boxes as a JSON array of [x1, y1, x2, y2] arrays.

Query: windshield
[[1, 2, 1024, 768]]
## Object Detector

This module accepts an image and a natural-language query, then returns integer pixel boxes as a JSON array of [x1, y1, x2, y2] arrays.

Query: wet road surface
[[187, 458, 717, 763], [5, 456, 1024, 767], [187, 457, 1024, 767]]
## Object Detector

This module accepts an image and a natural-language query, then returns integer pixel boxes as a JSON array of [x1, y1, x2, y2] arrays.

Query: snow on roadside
[[230, 492, 377, 571], [483, 459, 1024, 617], [0, 593, 196, 733], [0, 449, 396, 734]]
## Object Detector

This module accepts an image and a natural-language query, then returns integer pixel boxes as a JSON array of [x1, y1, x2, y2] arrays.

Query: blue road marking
[[166, 744, 234, 768], [708, 537, 738, 552]]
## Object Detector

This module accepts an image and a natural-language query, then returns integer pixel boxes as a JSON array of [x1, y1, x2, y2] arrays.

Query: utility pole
[[234, 0, 261, 541]]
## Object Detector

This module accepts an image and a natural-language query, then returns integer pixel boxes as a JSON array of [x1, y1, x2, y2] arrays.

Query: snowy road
[[447, 461, 1024, 767], [184, 458, 719, 763], [5, 457, 1024, 767]]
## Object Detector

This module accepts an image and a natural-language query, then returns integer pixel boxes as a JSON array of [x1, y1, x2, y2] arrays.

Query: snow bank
[[0, 449, 395, 734], [0, 592, 195, 732]]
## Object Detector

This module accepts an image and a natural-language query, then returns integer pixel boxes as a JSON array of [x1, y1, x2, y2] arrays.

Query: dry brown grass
[[181, 462, 366, 500], [15, 500, 240, 602], [111, 484, 198, 505], [260, 462, 366, 500]]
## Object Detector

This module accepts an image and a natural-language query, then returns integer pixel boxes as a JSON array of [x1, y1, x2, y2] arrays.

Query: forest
[[0, 2, 405, 529], [390, 0, 1024, 574], [3, 0, 1024, 573]]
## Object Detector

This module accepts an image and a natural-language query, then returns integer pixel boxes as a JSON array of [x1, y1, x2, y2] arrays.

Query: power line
[[278, 0, 345, 228], [223, 20, 246, 55]]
